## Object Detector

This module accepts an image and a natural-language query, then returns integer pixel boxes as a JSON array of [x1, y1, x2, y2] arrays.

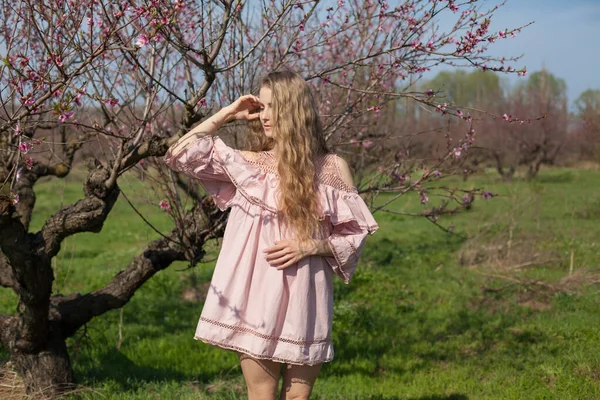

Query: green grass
[[1, 167, 600, 399]]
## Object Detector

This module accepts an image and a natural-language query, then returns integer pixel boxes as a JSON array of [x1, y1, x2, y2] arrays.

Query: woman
[[164, 71, 378, 400]]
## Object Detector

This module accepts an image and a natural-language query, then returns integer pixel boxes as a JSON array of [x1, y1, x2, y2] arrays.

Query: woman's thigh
[[279, 363, 322, 400], [238, 352, 282, 400]]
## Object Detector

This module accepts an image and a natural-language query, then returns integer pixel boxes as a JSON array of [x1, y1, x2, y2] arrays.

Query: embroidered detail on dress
[[212, 145, 279, 214], [194, 336, 333, 366], [326, 237, 350, 284], [238, 151, 357, 193], [337, 233, 358, 254], [199, 317, 330, 345]]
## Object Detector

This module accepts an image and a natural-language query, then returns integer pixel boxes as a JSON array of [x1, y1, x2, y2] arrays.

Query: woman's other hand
[[263, 239, 316, 270], [225, 94, 262, 121]]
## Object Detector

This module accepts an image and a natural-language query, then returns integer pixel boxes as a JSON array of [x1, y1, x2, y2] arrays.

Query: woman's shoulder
[[315, 152, 356, 193], [318, 152, 355, 190]]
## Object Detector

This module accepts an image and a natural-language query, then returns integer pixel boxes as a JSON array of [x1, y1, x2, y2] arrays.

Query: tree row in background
[[352, 68, 600, 181]]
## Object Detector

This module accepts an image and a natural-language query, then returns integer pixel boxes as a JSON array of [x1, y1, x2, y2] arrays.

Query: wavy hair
[[244, 71, 329, 243]]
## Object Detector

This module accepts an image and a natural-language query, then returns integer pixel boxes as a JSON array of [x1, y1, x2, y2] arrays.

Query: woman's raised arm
[[168, 94, 261, 155]]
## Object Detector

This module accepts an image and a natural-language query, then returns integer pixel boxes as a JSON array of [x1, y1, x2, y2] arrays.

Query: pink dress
[[164, 135, 379, 365]]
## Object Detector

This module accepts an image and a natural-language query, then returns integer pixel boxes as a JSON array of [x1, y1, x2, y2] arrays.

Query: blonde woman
[[164, 71, 379, 400]]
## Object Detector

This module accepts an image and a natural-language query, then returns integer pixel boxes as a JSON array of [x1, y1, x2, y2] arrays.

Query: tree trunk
[[11, 323, 74, 398]]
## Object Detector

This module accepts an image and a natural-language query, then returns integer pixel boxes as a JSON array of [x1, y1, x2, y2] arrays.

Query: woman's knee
[[238, 353, 282, 400], [280, 363, 322, 400]]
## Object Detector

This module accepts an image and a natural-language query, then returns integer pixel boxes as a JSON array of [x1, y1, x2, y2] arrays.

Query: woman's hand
[[264, 239, 316, 270], [225, 94, 262, 121]]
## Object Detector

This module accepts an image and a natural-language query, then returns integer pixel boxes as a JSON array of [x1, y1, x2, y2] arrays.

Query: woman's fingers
[[264, 241, 289, 253], [264, 241, 301, 268], [265, 248, 289, 261], [270, 253, 294, 265]]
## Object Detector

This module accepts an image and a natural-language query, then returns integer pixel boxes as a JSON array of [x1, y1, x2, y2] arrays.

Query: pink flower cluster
[[19, 142, 33, 154], [159, 199, 171, 213]]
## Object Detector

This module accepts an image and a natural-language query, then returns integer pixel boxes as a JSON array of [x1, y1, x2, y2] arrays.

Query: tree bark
[[11, 322, 74, 398], [0, 254, 18, 292]]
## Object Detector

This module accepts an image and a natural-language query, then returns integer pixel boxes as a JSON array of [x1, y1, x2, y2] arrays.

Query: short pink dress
[[164, 135, 379, 365]]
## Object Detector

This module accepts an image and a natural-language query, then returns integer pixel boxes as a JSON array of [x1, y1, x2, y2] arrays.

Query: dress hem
[[194, 336, 333, 366]]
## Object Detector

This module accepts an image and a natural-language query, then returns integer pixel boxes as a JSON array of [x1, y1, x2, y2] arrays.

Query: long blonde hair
[[244, 71, 329, 243]]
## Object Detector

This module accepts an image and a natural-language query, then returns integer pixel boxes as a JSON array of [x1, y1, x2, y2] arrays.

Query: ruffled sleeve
[[319, 186, 379, 284], [163, 135, 239, 211]]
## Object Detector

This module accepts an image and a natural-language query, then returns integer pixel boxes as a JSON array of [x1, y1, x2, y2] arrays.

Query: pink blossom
[[502, 113, 509, 121], [410, 40, 422, 50], [58, 111, 74, 123], [419, 190, 429, 204], [135, 34, 150, 48], [456, 110, 463, 117], [159, 199, 171, 213], [453, 147, 462, 158], [19, 142, 32, 154], [433, 170, 442, 178], [198, 98, 207, 107], [498, 30, 506, 38], [105, 98, 119, 107], [12, 194, 19, 205], [14, 124, 22, 135], [25, 157, 34, 170], [482, 191, 493, 200], [362, 140, 373, 148]]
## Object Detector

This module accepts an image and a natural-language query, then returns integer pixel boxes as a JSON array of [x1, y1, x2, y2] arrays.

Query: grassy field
[[1, 167, 600, 399]]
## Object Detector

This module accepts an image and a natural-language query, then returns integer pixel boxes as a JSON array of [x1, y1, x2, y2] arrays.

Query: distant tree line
[[350, 68, 600, 180]]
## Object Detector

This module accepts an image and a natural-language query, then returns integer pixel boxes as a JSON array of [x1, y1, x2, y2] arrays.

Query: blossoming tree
[[0, 0, 527, 395]]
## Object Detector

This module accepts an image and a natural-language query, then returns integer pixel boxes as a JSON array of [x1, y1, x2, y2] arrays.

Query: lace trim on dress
[[194, 337, 333, 366], [240, 151, 358, 194], [199, 317, 331, 345], [326, 238, 351, 284]]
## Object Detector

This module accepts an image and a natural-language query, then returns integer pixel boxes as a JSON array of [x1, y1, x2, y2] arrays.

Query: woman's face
[[259, 86, 273, 137]]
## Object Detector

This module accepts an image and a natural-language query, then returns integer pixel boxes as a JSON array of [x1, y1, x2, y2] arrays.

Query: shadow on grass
[[79, 349, 189, 390], [535, 171, 573, 184]]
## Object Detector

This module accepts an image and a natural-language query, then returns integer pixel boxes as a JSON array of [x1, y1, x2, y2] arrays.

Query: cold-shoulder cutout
[[333, 155, 355, 189]]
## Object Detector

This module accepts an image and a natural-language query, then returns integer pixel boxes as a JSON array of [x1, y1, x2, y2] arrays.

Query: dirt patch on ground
[[458, 229, 591, 311]]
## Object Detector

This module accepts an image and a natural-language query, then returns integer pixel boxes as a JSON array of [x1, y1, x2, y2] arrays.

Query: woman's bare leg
[[279, 363, 322, 400], [238, 353, 282, 400]]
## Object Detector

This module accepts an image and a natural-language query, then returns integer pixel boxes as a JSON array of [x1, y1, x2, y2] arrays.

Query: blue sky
[[424, 0, 600, 106]]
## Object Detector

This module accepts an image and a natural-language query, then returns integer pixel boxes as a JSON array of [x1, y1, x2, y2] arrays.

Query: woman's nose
[[261, 107, 271, 121]]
